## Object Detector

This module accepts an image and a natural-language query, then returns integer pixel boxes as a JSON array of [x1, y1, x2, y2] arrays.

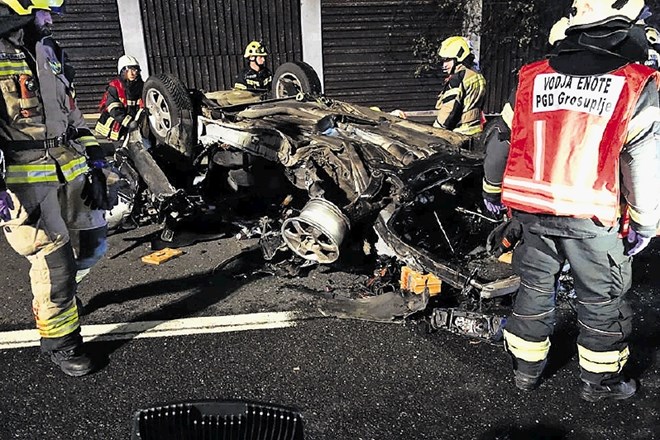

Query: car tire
[[143, 73, 195, 158], [271, 61, 322, 98]]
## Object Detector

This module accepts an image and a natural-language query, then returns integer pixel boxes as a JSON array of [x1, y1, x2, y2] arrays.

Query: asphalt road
[[0, 225, 658, 440]]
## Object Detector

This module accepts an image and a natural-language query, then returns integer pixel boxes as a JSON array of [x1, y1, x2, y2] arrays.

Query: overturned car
[[109, 65, 523, 340]]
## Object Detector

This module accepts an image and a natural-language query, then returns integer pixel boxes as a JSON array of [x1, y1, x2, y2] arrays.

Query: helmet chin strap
[[447, 60, 457, 76]]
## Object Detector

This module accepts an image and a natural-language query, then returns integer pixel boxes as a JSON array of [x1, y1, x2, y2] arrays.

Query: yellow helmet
[[243, 41, 268, 58], [0, 0, 63, 15], [438, 36, 471, 62], [568, 0, 645, 30]]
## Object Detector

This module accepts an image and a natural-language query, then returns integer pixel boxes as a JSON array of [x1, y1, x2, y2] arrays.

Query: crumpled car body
[[139, 73, 520, 307]]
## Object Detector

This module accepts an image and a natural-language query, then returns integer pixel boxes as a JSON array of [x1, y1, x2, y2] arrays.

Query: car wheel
[[281, 198, 349, 264], [272, 61, 322, 98], [143, 73, 195, 158]]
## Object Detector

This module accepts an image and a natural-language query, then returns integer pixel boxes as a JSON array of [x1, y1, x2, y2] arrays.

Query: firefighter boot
[[507, 345, 546, 391], [50, 346, 96, 377], [514, 370, 542, 391], [580, 378, 637, 402]]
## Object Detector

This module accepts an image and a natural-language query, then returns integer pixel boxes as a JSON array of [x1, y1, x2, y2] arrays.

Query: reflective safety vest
[[0, 40, 88, 186], [95, 78, 144, 141], [502, 60, 659, 226]]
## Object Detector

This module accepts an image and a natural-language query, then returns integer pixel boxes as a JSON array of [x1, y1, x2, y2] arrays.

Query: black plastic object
[[131, 400, 304, 440]]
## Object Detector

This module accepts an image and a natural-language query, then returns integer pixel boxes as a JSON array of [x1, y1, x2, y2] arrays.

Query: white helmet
[[549, 17, 570, 45], [117, 55, 140, 75], [568, 0, 645, 30]]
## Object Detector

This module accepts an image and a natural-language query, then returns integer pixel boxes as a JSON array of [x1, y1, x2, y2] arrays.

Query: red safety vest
[[502, 60, 658, 226]]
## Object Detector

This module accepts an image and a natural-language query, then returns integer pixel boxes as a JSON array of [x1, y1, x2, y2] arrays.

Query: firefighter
[[95, 55, 145, 142], [0, 0, 117, 376], [482, 0, 660, 402], [233, 40, 272, 94], [434, 36, 486, 136]]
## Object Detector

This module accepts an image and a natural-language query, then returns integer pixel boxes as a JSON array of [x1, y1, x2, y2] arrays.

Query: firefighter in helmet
[[483, 0, 660, 401], [434, 36, 486, 136], [0, 0, 117, 376], [234, 40, 272, 94], [95, 55, 145, 142]]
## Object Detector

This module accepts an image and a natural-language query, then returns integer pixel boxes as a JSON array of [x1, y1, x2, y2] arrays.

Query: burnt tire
[[272, 61, 322, 98], [143, 73, 195, 158]]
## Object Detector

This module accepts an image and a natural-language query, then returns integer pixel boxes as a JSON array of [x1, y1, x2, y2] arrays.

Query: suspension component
[[430, 307, 506, 342]]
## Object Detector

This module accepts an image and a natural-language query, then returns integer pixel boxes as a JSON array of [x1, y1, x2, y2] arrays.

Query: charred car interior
[[105, 65, 536, 343]]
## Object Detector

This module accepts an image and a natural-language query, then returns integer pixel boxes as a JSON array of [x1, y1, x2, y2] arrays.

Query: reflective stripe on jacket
[[434, 64, 486, 136], [4, 146, 88, 185], [502, 60, 659, 227]]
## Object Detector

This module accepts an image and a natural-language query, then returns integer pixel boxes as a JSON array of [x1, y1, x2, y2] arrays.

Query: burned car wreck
[[108, 69, 526, 342]]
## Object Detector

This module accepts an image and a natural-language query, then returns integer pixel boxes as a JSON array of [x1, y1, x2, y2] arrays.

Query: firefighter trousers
[[1, 175, 107, 352], [504, 226, 633, 386]]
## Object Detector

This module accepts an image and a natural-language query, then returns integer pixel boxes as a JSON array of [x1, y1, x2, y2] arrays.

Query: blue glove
[[0, 190, 14, 222], [483, 197, 507, 217], [625, 228, 652, 256]]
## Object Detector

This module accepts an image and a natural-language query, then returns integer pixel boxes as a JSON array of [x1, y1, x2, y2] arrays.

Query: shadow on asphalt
[[82, 247, 266, 363], [478, 423, 567, 439], [627, 243, 660, 382]]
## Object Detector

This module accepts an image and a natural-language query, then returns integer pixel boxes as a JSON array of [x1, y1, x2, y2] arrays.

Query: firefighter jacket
[[0, 31, 102, 188], [95, 77, 144, 141], [233, 65, 272, 94], [434, 63, 486, 136], [486, 60, 660, 237]]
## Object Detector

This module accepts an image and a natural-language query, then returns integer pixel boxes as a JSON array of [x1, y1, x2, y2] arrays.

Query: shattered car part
[[139, 72, 521, 301], [429, 308, 506, 342], [400, 266, 442, 296], [318, 290, 430, 323]]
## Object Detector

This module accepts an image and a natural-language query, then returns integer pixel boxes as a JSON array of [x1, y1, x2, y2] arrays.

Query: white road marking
[[0, 312, 301, 350]]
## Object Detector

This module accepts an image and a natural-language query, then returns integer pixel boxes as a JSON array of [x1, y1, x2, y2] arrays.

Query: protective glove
[[0, 190, 14, 222], [625, 228, 653, 256], [81, 160, 118, 210], [486, 217, 523, 258], [483, 193, 507, 217]]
